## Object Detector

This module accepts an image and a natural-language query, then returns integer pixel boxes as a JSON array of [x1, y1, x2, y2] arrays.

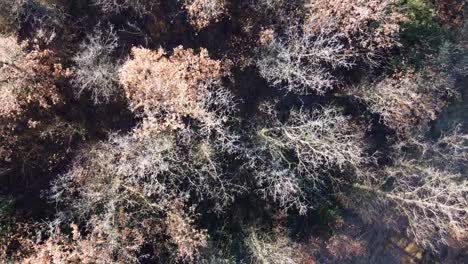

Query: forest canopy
[[0, 0, 467, 263]]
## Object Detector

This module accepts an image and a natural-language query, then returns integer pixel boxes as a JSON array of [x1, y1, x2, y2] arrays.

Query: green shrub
[[0, 195, 16, 235], [397, 0, 454, 68]]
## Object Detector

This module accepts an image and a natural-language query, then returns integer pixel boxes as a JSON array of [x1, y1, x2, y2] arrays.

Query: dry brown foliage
[[0, 37, 65, 119], [353, 70, 452, 135], [23, 215, 202, 264], [0, 222, 36, 262], [119, 46, 227, 133], [306, 232, 367, 262], [434, 0, 465, 27], [305, 0, 405, 58], [166, 206, 208, 261], [0, 35, 70, 162], [184, 0, 226, 30], [21, 222, 146, 264]]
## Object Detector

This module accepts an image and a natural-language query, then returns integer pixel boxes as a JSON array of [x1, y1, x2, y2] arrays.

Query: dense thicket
[[0, 0, 467, 263]]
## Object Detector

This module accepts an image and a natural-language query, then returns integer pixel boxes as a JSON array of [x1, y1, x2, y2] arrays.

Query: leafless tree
[[256, 23, 353, 95], [251, 105, 369, 213], [249, 0, 304, 25], [391, 125, 468, 171], [246, 228, 305, 264], [48, 77, 245, 257], [118, 44, 245, 208], [0, 0, 66, 45], [0, 0, 25, 32], [50, 132, 213, 262], [91, 0, 154, 15], [352, 70, 457, 136], [260, 107, 366, 172], [353, 161, 467, 251], [72, 25, 120, 104], [431, 126, 468, 166], [346, 126, 468, 251]]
